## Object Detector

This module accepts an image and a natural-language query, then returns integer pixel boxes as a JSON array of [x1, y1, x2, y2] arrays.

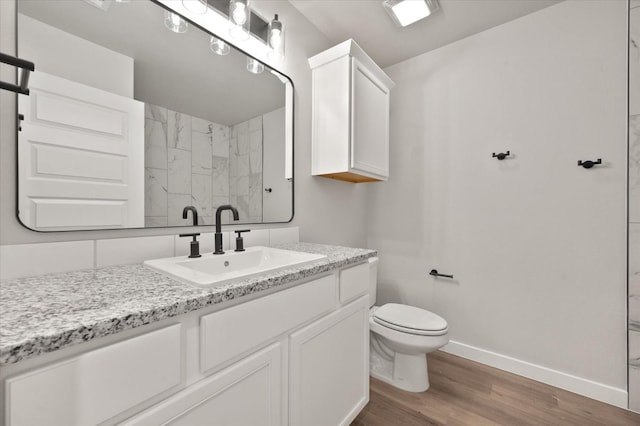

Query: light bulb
[[267, 14, 285, 63], [247, 57, 264, 74], [229, 0, 250, 41], [270, 30, 281, 49], [210, 36, 230, 55], [164, 11, 188, 33], [232, 3, 247, 25], [182, 0, 208, 14]]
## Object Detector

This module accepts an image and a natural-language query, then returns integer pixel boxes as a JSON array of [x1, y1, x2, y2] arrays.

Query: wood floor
[[352, 351, 640, 426]]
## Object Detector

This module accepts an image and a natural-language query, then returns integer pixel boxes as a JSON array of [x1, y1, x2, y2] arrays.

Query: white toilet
[[368, 257, 449, 392]]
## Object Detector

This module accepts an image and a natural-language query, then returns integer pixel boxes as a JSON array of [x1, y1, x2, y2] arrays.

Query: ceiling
[[288, 0, 562, 68]]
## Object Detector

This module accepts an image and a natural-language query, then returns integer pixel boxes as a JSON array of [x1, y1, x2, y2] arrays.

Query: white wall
[[0, 0, 370, 248], [368, 0, 628, 406], [18, 14, 133, 98]]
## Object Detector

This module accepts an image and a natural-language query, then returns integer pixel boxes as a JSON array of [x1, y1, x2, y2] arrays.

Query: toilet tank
[[368, 257, 379, 307]]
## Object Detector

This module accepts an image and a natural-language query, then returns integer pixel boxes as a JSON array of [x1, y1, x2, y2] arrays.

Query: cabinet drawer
[[6, 325, 182, 426], [201, 275, 336, 372], [339, 262, 369, 304]]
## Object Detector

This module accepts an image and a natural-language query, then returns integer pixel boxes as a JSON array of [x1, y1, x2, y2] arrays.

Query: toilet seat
[[373, 303, 448, 336]]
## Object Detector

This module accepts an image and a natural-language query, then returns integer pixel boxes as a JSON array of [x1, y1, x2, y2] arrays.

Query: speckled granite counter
[[0, 243, 376, 366]]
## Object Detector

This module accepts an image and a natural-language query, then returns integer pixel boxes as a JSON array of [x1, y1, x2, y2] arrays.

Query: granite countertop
[[0, 243, 376, 366]]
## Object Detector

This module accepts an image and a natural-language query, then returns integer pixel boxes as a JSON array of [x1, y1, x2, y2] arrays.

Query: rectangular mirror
[[16, 0, 293, 231]]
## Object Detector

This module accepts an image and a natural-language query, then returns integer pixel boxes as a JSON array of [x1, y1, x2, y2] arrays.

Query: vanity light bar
[[206, 0, 269, 43]]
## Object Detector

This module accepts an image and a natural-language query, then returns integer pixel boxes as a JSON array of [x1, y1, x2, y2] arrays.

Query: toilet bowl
[[368, 258, 449, 392]]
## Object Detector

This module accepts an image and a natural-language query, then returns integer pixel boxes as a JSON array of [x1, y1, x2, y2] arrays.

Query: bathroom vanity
[[0, 243, 375, 426]]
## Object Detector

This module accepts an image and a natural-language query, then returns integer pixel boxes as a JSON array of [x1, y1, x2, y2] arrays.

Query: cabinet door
[[122, 343, 281, 426], [289, 297, 369, 426], [6, 325, 181, 426], [351, 58, 390, 180]]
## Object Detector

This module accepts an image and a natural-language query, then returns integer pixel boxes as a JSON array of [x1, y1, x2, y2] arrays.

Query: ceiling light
[[210, 36, 230, 55], [164, 11, 188, 33], [382, 0, 439, 27]]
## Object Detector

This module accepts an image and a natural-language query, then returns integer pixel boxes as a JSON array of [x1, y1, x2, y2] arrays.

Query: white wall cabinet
[[2, 263, 371, 426], [309, 39, 395, 183]]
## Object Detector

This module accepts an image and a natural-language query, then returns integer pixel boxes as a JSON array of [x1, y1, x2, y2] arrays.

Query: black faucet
[[214, 205, 239, 254], [179, 206, 201, 258], [182, 206, 199, 226]]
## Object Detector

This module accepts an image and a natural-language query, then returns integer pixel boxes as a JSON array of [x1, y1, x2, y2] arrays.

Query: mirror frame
[[14, 0, 295, 233]]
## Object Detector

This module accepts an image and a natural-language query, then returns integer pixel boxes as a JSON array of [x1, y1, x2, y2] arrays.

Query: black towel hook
[[492, 151, 510, 160], [578, 158, 601, 169]]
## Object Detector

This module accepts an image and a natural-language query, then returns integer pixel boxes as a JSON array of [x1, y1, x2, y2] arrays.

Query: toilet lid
[[373, 303, 448, 335]]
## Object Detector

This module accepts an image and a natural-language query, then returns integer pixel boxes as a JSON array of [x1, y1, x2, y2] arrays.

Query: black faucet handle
[[235, 229, 251, 237], [179, 232, 200, 238], [234, 229, 251, 252], [179, 233, 201, 258]]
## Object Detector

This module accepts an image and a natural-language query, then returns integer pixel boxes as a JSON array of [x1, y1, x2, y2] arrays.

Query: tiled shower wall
[[630, 0, 640, 412], [229, 117, 264, 223], [144, 104, 264, 226]]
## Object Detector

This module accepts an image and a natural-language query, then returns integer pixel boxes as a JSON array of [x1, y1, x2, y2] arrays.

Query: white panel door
[[18, 71, 144, 230], [122, 343, 282, 426], [351, 58, 390, 179], [289, 296, 369, 426]]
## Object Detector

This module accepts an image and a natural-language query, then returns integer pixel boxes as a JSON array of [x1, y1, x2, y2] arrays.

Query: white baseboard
[[440, 340, 628, 409]]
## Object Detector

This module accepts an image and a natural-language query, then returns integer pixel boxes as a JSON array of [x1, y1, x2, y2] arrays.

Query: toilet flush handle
[[429, 269, 453, 279]]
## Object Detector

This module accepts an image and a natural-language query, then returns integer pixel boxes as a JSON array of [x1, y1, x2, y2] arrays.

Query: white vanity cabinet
[[5, 325, 182, 426], [2, 262, 371, 426], [309, 39, 395, 183]]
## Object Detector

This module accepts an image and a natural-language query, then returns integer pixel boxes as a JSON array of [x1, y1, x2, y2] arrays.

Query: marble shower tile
[[250, 128, 262, 153], [249, 116, 262, 132], [630, 115, 640, 222], [630, 223, 640, 330], [235, 196, 249, 222], [192, 132, 213, 175], [249, 148, 262, 174], [237, 130, 250, 155], [145, 103, 167, 123], [248, 172, 263, 218], [213, 124, 230, 157], [145, 119, 167, 170], [167, 193, 192, 226], [168, 110, 191, 150], [212, 156, 229, 197], [237, 175, 249, 197], [192, 116, 213, 134], [168, 148, 191, 194], [237, 153, 250, 178], [631, 7, 640, 116], [145, 168, 167, 217], [145, 217, 167, 227], [192, 174, 212, 217], [229, 153, 238, 180]]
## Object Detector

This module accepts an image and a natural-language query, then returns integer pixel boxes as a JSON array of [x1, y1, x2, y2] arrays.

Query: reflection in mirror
[[16, 0, 293, 231]]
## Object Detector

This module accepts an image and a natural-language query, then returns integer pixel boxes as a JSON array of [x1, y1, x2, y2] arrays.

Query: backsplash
[[0, 227, 299, 280]]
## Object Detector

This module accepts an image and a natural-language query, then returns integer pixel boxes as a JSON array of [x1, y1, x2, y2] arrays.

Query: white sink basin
[[144, 246, 327, 288]]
